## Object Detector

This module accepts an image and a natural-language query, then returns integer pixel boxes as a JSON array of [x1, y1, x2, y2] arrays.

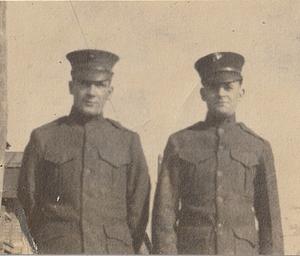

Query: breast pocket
[[96, 148, 131, 198], [42, 151, 75, 202], [178, 149, 215, 203], [230, 149, 259, 196]]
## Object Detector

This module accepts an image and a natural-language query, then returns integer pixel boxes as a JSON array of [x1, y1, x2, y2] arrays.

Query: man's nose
[[86, 84, 97, 95], [217, 86, 226, 96]]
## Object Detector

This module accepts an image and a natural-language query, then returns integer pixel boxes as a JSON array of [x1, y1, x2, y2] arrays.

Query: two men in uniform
[[18, 50, 283, 254]]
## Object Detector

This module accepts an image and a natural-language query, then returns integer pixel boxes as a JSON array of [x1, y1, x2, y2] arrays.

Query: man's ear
[[200, 87, 207, 102], [106, 86, 114, 99], [69, 81, 74, 95], [239, 87, 245, 99]]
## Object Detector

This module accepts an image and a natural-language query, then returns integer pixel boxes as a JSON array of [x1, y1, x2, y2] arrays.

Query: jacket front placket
[[215, 124, 235, 255], [80, 120, 108, 253]]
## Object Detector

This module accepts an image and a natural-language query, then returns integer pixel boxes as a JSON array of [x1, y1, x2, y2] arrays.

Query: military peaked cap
[[195, 52, 245, 85], [66, 49, 119, 81]]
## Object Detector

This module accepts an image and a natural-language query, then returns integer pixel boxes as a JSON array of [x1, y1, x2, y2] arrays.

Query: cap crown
[[66, 49, 119, 81], [195, 52, 245, 84]]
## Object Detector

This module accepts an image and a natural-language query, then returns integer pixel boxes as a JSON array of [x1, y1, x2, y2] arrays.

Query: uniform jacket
[[152, 114, 284, 255], [18, 108, 151, 254]]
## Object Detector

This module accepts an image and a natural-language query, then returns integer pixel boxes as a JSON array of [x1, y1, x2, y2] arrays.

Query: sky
[[6, 1, 300, 253]]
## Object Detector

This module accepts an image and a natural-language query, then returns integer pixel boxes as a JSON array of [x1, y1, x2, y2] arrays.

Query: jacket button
[[217, 128, 224, 136], [85, 168, 91, 175], [218, 144, 225, 150], [217, 196, 224, 203]]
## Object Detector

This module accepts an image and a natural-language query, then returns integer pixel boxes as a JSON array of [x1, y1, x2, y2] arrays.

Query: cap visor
[[204, 71, 242, 85], [72, 69, 113, 81]]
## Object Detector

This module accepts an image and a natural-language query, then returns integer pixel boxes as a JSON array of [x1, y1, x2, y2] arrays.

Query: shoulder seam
[[171, 121, 204, 136], [238, 123, 266, 143], [105, 118, 135, 133], [35, 116, 68, 131], [105, 118, 122, 129]]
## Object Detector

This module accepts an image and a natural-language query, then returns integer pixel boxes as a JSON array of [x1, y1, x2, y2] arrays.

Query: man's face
[[200, 80, 245, 117], [69, 79, 113, 116]]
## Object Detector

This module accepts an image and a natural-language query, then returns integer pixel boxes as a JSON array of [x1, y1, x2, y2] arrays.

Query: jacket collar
[[68, 106, 105, 126], [205, 111, 236, 128]]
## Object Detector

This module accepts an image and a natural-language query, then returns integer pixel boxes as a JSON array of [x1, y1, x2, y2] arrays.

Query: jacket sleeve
[[254, 141, 284, 255], [17, 130, 42, 230], [126, 133, 151, 253], [152, 136, 181, 254]]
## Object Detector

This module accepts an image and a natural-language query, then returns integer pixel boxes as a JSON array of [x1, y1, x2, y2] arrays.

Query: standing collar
[[205, 112, 236, 128], [68, 106, 105, 125]]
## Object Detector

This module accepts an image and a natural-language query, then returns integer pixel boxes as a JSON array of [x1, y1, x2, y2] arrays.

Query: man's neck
[[69, 106, 104, 125], [205, 111, 236, 127]]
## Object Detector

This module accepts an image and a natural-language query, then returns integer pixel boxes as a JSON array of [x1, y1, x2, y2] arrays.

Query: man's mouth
[[84, 101, 97, 106], [215, 101, 228, 105]]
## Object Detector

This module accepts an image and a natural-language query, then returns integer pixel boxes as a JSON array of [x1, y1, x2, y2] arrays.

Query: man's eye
[[224, 84, 233, 90], [78, 81, 90, 87], [95, 82, 105, 87]]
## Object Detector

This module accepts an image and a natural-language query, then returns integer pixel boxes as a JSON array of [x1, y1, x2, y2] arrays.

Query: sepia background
[[6, 1, 300, 254]]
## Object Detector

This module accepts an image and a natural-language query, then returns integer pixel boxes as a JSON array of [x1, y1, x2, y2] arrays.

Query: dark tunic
[[152, 114, 284, 255], [18, 108, 151, 254]]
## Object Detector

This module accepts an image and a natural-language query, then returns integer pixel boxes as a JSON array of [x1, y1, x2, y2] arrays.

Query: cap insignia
[[213, 52, 222, 62]]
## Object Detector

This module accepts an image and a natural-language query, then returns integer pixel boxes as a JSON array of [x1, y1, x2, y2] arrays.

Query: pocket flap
[[44, 150, 74, 164], [97, 148, 131, 168], [232, 226, 257, 248], [104, 225, 133, 245], [230, 150, 259, 167], [179, 149, 214, 164]]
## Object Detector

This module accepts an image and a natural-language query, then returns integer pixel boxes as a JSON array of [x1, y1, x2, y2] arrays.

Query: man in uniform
[[152, 52, 284, 255], [18, 49, 151, 254]]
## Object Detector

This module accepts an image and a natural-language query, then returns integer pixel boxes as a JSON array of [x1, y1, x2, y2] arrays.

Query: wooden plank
[[3, 168, 20, 198], [2, 152, 24, 198], [0, 1, 7, 204]]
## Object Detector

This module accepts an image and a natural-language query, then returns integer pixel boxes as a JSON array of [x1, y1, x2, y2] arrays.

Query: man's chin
[[79, 107, 101, 116], [214, 108, 234, 118]]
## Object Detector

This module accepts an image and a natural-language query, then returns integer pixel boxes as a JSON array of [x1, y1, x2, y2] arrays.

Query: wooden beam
[[0, 1, 7, 204]]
